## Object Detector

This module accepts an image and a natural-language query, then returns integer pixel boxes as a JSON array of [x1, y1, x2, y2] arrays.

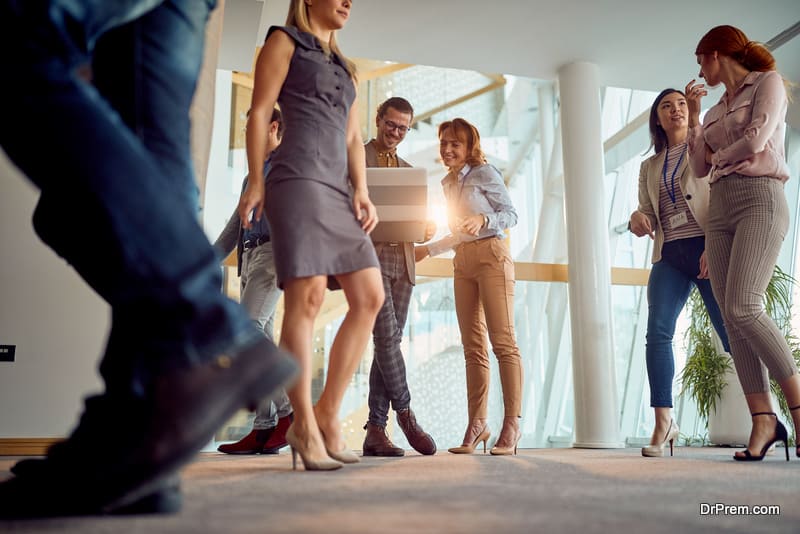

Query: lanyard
[[662, 147, 685, 205]]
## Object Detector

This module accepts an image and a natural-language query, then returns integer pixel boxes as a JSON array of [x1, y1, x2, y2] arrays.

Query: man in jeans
[[214, 108, 293, 455], [0, 0, 296, 518], [362, 97, 436, 457]]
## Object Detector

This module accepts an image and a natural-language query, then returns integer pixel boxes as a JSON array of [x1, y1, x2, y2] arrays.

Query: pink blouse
[[687, 70, 789, 183]]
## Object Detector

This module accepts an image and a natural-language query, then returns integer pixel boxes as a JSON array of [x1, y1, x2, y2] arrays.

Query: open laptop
[[366, 167, 428, 243]]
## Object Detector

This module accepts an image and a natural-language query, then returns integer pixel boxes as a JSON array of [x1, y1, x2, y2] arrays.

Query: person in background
[[239, 0, 384, 471], [686, 24, 800, 461], [214, 107, 293, 455], [362, 97, 436, 457], [629, 88, 730, 458], [0, 1, 296, 517], [416, 118, 523, 456]]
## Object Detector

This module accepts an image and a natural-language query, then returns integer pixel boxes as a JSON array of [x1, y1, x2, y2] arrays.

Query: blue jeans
[[646, 237, 731, 407], [0, 0, 260, 393]]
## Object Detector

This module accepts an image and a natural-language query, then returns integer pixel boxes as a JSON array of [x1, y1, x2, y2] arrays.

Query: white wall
[[0, 152, 107, 438]]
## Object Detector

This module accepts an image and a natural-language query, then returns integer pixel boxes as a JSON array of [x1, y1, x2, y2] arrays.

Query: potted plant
[[679, 266, 800, 445]]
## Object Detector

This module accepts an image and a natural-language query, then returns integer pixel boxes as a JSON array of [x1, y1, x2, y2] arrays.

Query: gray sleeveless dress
[[264, 26, 379, 290]]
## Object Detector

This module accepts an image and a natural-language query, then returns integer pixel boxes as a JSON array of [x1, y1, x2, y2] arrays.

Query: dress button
[[336, 86, 341, 90]]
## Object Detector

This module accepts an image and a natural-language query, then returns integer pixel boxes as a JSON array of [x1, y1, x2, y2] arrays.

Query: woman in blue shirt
[[418, 118, 523, 455]]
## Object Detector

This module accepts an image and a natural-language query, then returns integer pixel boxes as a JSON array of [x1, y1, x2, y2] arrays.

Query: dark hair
[[270, 107, 285, 139], [377, 97, 414, 121], [695, 25, 776, 72], [438, 118, 486, 168], [648, 88, 684, 155]]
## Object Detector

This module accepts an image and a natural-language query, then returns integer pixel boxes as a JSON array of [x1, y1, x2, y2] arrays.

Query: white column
[[557, 62, 623, 448]]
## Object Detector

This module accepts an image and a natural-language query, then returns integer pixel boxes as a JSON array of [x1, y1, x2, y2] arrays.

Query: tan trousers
[[453, 237, 523, 419], [706, 175, 798, 394]]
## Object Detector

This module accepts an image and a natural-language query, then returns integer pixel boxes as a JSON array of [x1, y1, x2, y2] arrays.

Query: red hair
[[438, 118, 486, 168], [695, 25, 776, 72]]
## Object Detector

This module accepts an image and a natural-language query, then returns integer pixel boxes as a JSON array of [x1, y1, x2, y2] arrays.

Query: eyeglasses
[[381, 119, 411, 134]]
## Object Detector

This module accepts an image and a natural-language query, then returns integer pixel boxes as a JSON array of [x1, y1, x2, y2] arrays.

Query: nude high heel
[[448, 426, 490, 454], [641, 419, 679, 457], [285, 425, 343, 471], [490, 426, 521, 456]]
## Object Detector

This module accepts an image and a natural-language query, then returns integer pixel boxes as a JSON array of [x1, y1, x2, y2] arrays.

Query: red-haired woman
[[686, 25, 800, 461], [417, 118, 523, 455]]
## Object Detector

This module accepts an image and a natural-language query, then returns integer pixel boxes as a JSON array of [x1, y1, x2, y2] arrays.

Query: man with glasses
[[362, 97, 437, 457]]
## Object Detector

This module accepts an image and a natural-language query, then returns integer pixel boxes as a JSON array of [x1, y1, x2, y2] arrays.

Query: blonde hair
[[286, 0, 357, 80]]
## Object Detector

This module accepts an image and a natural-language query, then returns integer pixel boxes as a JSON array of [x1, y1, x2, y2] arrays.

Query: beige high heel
[[448, 426, 490, 454], [490, 426, 522, 456], [313, 407, 359, 464], [285, 425, 343, 471], [326, 445, 360, 464], [642, 419, 679, 457]]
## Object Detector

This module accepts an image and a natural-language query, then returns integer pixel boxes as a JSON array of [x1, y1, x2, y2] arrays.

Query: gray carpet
[[1, 446, 798, 533]]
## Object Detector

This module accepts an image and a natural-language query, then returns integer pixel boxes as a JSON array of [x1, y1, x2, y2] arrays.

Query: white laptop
[[366, 167, 428, 243]]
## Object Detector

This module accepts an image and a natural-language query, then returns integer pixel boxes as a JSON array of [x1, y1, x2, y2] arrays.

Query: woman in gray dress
[[239, 0, 384, 471]]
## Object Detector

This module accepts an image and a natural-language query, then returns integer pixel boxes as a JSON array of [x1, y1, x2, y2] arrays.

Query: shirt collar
[[370, 138, 397, 157]]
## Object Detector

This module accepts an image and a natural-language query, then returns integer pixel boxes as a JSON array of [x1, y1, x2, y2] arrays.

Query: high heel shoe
[[641, 419, 679, 457], [790, 404, 800, 458], [490, 428, 521, 456], [448, 427, 490, 454], [325, 445, 360, 464], [733, 412, 789, 462], [285, 425, 343, 471]]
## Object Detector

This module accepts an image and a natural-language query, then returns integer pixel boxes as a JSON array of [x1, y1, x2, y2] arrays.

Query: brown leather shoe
[[362, 423, 404, 457], [397, 408, 436, 455]]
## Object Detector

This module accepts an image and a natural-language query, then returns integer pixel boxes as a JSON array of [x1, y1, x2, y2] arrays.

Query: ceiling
[[248, 0, 800, 92]]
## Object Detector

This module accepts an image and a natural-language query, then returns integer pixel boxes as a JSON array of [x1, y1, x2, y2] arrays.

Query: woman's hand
[[684, 79, 707, 128], [353, 187, 378, 234], [238, 173, 265, 229], [414, 245, 430, 262], [704, 144, 715, 165], [629, 210, 655, 239], [458, 214, 485, 236], [698, 251, 709, 279]]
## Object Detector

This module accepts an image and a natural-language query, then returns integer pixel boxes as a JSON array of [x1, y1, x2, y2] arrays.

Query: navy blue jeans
[[646, 237, 731, 407], [0, 1, 260, 393]]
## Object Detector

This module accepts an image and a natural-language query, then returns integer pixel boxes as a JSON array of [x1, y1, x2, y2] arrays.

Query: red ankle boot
[[217, 428, 273, 455], [261, 414, 293, 453]]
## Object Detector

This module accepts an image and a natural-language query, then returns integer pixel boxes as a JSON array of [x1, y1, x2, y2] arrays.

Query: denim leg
[[241, 244, 285, 429], [694, 278, 731, 353], [646, 260, 693, 407], [0, 1, 257, 393]]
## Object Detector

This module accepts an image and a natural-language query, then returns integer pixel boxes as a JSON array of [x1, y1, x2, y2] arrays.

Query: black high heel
[[733, 412, 789, 462], [790, 404, 800, 458]]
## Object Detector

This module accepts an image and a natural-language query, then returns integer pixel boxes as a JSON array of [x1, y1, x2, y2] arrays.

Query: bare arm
[[238, 30, 293, 228], [346, 85, 378, 234]]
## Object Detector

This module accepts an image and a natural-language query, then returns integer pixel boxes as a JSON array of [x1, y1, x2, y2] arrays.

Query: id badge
[[669, 211, 688, 229]]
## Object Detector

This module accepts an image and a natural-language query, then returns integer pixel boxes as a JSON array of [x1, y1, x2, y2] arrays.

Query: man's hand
[[423, 220, 436, 242]]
